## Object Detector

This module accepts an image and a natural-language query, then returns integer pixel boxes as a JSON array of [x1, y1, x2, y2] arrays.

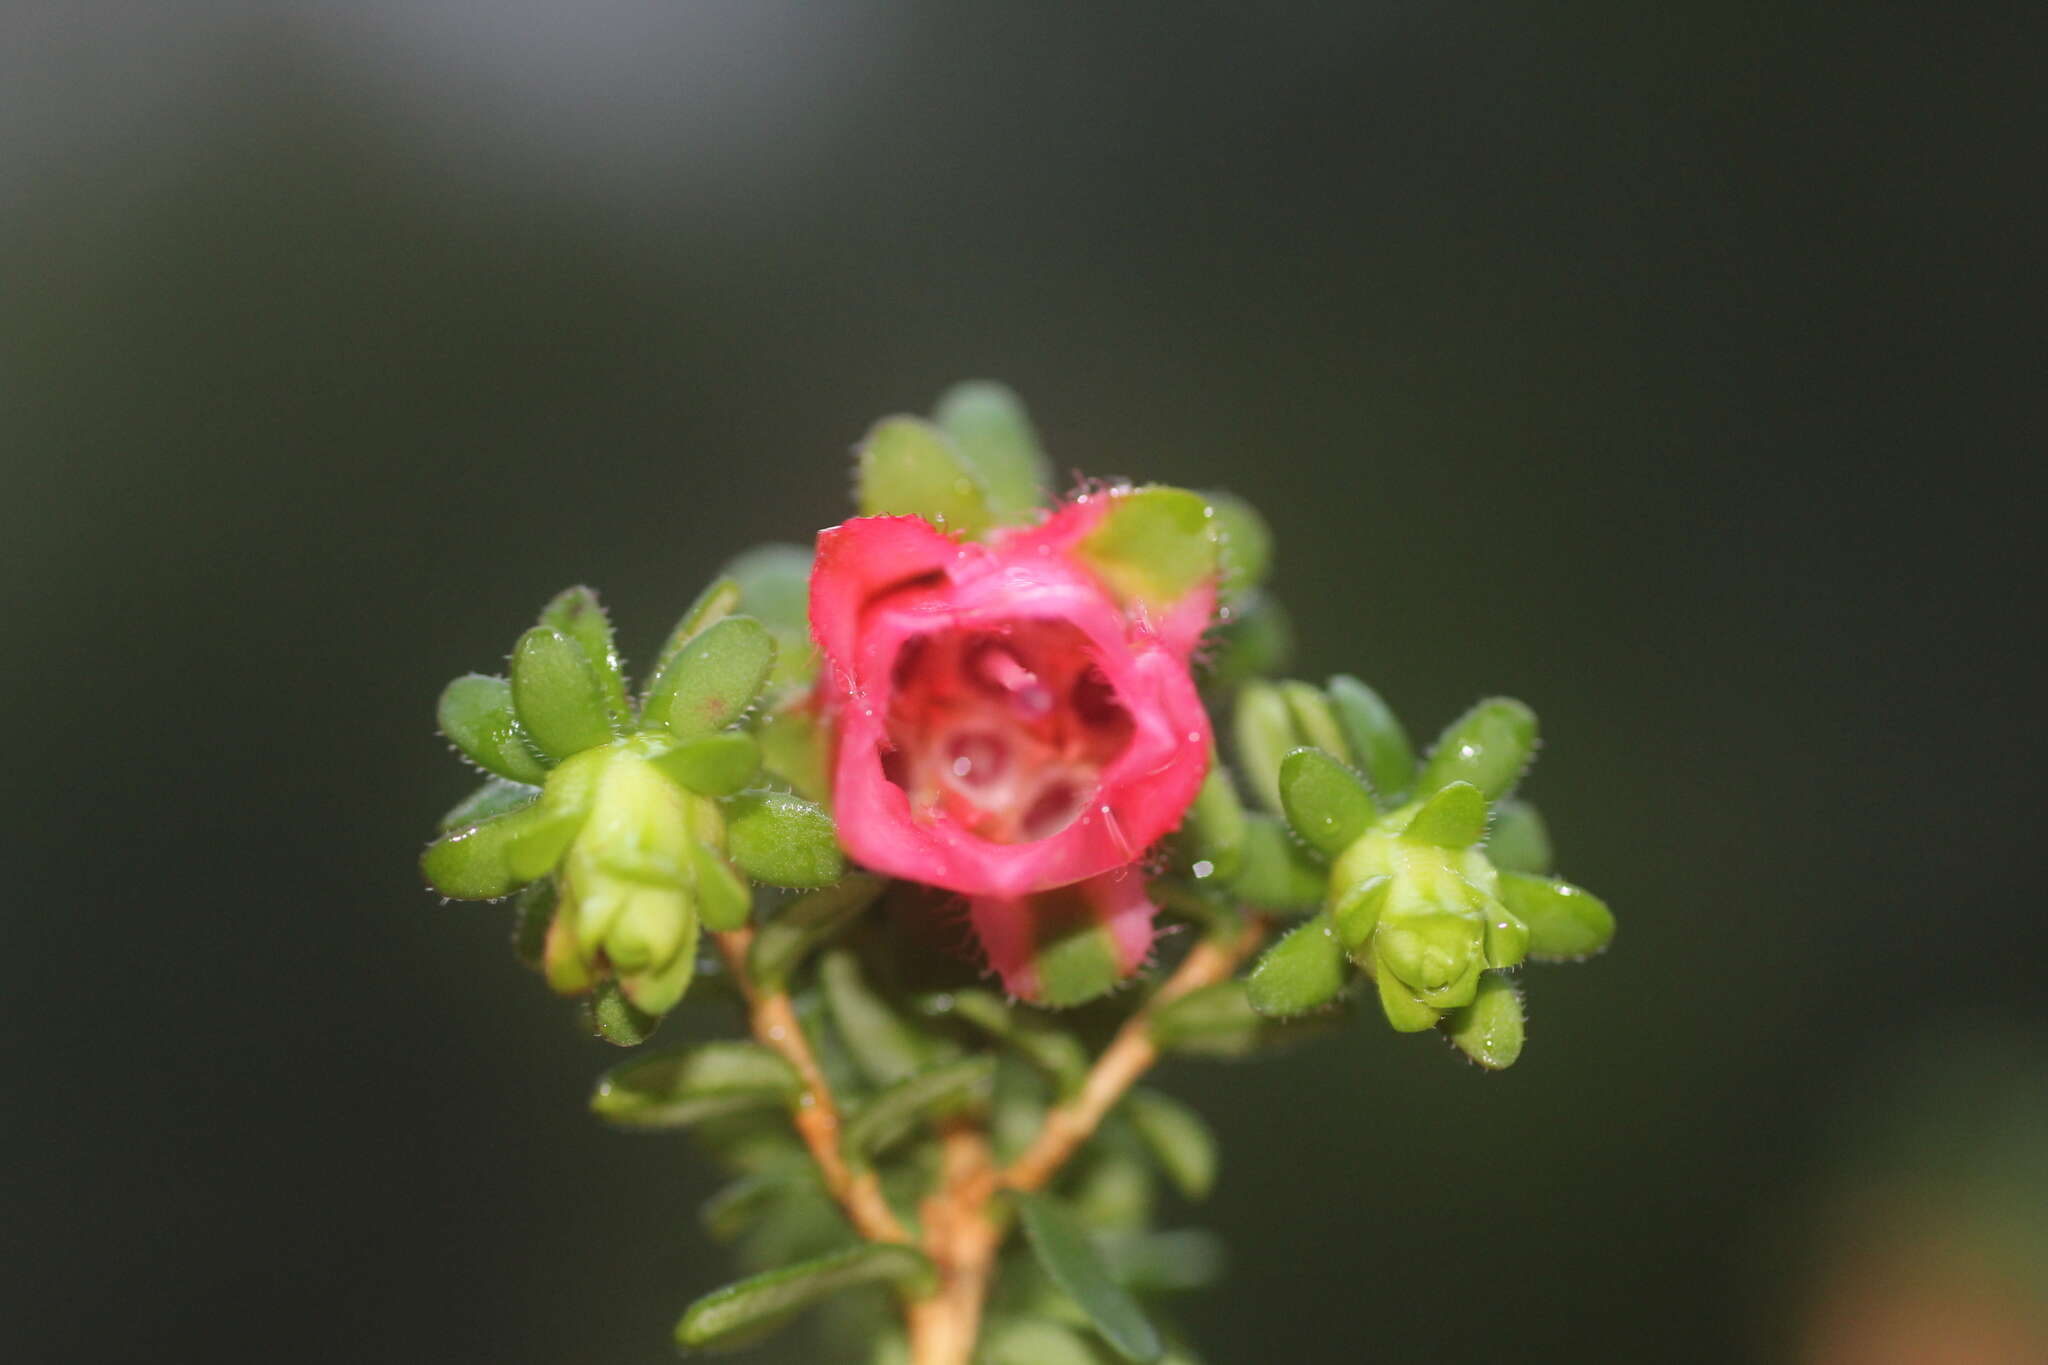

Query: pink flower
[[808, 497, 1215, 993]]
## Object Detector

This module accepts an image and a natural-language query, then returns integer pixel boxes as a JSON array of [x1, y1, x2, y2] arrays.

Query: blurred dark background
[[7, 5, 2041, 1363]]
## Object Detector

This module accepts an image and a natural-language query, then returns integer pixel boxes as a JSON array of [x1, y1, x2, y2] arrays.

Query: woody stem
[[713, 929, 908, 1244]]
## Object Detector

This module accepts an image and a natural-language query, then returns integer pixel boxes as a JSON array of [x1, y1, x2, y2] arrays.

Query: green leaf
[[1373, 964, 1442, 1033], [726, 792, 845, 888], [1403, 781, 1489, 849], [1245, 913, 1348, 1018], [421, 805, 552, 900], [1276, 748, 1374, 858], [981, 1318, 1106, 1365], [1278, 681, 1352, 767], [1499, 871, 1615, 960], [1204, 489, 1272, 596], [1444, 972, 1525, 1069], [509, 626, 617, 760], [1231, 815, 1326, 912], [1174, 765, 1245, 884], [1205, 589, 1294, 687], [650, 576, 741, 680], [1330, 876, 1390, 952], [1077, 486, 1220, 610], [587, 978, 660, 1046], [933, 380, 1050, 524], [1096, 1229, 1228, 1293], [842, 1056, 995, 1159], [691, 842, 753, 933], [1123, 1090, 1218, 1201], [700, 1170, 818, 1244], [1231, 682, 1297, 813], [510, 878, 554, 968], [437, 674, 550, 784], [757, 705, 832, 803], [538, 585, 630, 725], [1416, 697, 1538, 800], [856, 414, 992, 536], [1326, 675, 1414, 806], [437, 776, 538, 833], [749, 875, 888, 994], [922, 990, 1088, 1095], [1487, 797, 1553, 874], [724, 543, 819, 688], [1146, 982, 1275, 1058], [674, 1243, 935, 1350], [821, 950, 928, 1088], [649, 730, 762, 797], [1014, 1193, 1162, 1363], [646, 615, 777, 739], [590, 1042, 800, 1129]]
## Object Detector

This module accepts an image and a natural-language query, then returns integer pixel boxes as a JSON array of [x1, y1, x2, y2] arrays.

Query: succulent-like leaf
[[691, 841, 753, 932], [1205, 588, 1295, 687], [1326, 674, 1414, 806], [1330, 875, 1390, 952], [538, 585, 630, 725], [980, 1318, 1105, 1365], [646, 615, 777, 739], [700, 1169, 819, 1244], [1487, 797, 1553, 874], [510, 626, 617, 760], [857, 414, 993, 536], [590, 1042, 800, 1129], [1499, 871, 1615, 960], [1204, 489, 1272, 597], [1402, 780, 1489, 849], [510, 878, 553, 968], [437, 674, 551, 783], [1278, 681, 1352, 767], [1276, 747, 1374, 858], [648, 730, 761, 797], [587, 978, 660, 1046], [726, 791, 845, 888], [1444, 972, 1525, 1069], [1015, 1193, 1163, 1363], [748, 875, 888, 994], [1416, 697, 1538, 800], [1175, 764, 1246, 883], [923, 990, 1088, 1095], [1246, 913, 1348, 1018], [674, 1243, 935, 1350], [1373, 964, 1442, 1033], [933, 380, 1051, 524], [724, 543, 818, 687], [437, 776, 538, 834], [421, 805, 553, 900], [1232, 682, 1297, 813], [1123, 1090, 1218, 1201], [842, 1055, 995, 1159], [1078, 485, 1220, 611], [820, 950, 929, 1088], [1096, 1229, 1228, 1293], [1231, 815, 1326, 911]]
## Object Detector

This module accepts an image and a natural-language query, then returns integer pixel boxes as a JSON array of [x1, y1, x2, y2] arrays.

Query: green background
[[8, 6, 2039, 1362]]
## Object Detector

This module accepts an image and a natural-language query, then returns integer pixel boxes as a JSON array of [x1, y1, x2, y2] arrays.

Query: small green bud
[[1373, 960, 1442, 1033], [1416, 697, 1538, 800], [1277, 747, 1375, 858], [510, 626, 618, 760], [1330, 875, 1390, 951], [437, 674, 550, 784], [1375, 912, 1481, 995], [588, 979, 661, 1046], [1483, 901, 1531, 970], [1326, 675, 1414, 806]]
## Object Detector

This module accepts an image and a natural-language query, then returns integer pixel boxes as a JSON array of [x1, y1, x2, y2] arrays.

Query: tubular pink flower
[[808, 499, 1214, 907]]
